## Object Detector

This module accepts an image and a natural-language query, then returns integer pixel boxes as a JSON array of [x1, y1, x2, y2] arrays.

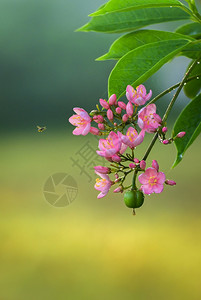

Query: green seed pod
[[124, 190, 144, 209]]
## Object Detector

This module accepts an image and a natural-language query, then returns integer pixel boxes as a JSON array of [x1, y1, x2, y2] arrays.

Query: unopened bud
[[113, 186, 123, 193], [129, 163, 136, 169], [109, 94, 117, 106], [93, 115, 104, 123], [107, 109, 114, 121], [90, 127, 100, 135], [163, 139, 169, 145], [126, 101, 133, 117], [98, 123, 105, 130], [122, 114, 129, 122], [112, 154, 121, 163], [118, 101, 126, 110], [162, 127, 168, 133], [152, 160, 159, 171], [94, 166, 111, 174], [116, 107, 122, 114], [134, 158, 139, 163], [165, 180, 176, 186], [99, 98, 109, 109], [177, 131, 186, 138], [140, 160, 146, 170]]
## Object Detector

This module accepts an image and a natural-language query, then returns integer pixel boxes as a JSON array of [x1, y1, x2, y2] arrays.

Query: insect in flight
[[37, 125, 47, 133]]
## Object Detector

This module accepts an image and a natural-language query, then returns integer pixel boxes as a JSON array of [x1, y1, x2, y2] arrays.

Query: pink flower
[[138, 104, 162, 133], [97, 131, 121, 158], [94, 166, 111, 174], [119, 127, 144, 149], [126, 84, 152, 106], [138, 167, 166, 194], [94, 172, 113, 199], [69, 107, 91, 135]]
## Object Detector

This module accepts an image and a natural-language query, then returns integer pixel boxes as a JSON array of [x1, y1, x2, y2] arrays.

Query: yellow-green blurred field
[[1, 131, 201, 300]]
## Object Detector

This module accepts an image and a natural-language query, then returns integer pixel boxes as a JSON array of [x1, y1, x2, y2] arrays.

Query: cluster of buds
[[69, 84, 185, 213]]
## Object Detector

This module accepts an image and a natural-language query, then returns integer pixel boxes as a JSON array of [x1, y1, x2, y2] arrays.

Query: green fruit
[[124, 190, 144, 208]]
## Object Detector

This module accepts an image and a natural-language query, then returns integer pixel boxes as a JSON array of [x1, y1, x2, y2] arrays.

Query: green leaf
[[184, 60, 201, 98], [108, 39, 190, 99], [175, 22, 201, 38], [172, 93, 201, 167], [77, 7, 190, 33], [97, 30, 194, 61], [90, 0, 185, 16], [181, 40, 201, 59]]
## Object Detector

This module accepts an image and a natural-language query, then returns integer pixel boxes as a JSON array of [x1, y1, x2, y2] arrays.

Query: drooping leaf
[[97, 30, 194, 61], [175, 22, 201, 39], [108, 39, 190, 99], [90, 0, 185, 16], [184, 60, 201, 98], [77, 7, 190, 33], [181, 40, 201, 59], [172, 94, 201, 167]]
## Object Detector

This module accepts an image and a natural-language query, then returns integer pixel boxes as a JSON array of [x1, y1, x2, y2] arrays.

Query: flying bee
[[37, 125, 47, 133]]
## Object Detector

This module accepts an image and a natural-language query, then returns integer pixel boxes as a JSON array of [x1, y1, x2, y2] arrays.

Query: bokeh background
[[1, 0, 201, 299]]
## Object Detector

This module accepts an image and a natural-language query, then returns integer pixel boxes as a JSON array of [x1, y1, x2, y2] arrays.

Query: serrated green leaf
[[175, 22, 201, 38], [77, 7, 190, 33], [172, 94, 201, 167], [97, 30, 194, 61], [184, 60, 201, 98], [90, 0, 185, 16], [108, 39, 190, 99]]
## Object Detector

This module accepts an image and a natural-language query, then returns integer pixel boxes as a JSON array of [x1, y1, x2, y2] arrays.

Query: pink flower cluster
[[69, 83, 183, 203]]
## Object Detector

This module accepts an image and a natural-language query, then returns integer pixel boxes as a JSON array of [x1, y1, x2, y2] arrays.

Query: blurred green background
[[1, 0, 201, 299]]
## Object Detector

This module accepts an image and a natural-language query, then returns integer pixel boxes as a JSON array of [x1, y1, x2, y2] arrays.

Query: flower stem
[[131, 55, 201, 189], [147, 73, 201, 106]]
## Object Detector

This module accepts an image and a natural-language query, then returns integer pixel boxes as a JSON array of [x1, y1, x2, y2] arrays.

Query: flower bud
[[152, 160, 159, 171], [113, 186, 123, 193], [177, 131, 186, 138], [114, 122, 117, 127], [107, 109, 114, 121], [116, 107, 122, 114], [165, 179, 176, 186], [126, 101, 133, 117], [112, 154, 121, 163], [99, 98, 109, 109], [115, 173, 119, 180], [90, 127, 100, 135], [93, 115, 104, 123], [162, 127, 168, 133], [140, 160, 146, 170], [122, 114, 129, 122], [134, 158, 139, 163], [129, 163, 136, 169], [163, 140, 169, 145], [94, 166, 111, 174], [118, 101, 126, 110], [109, 94, 117, 106], [98, 123, 105, 130]]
